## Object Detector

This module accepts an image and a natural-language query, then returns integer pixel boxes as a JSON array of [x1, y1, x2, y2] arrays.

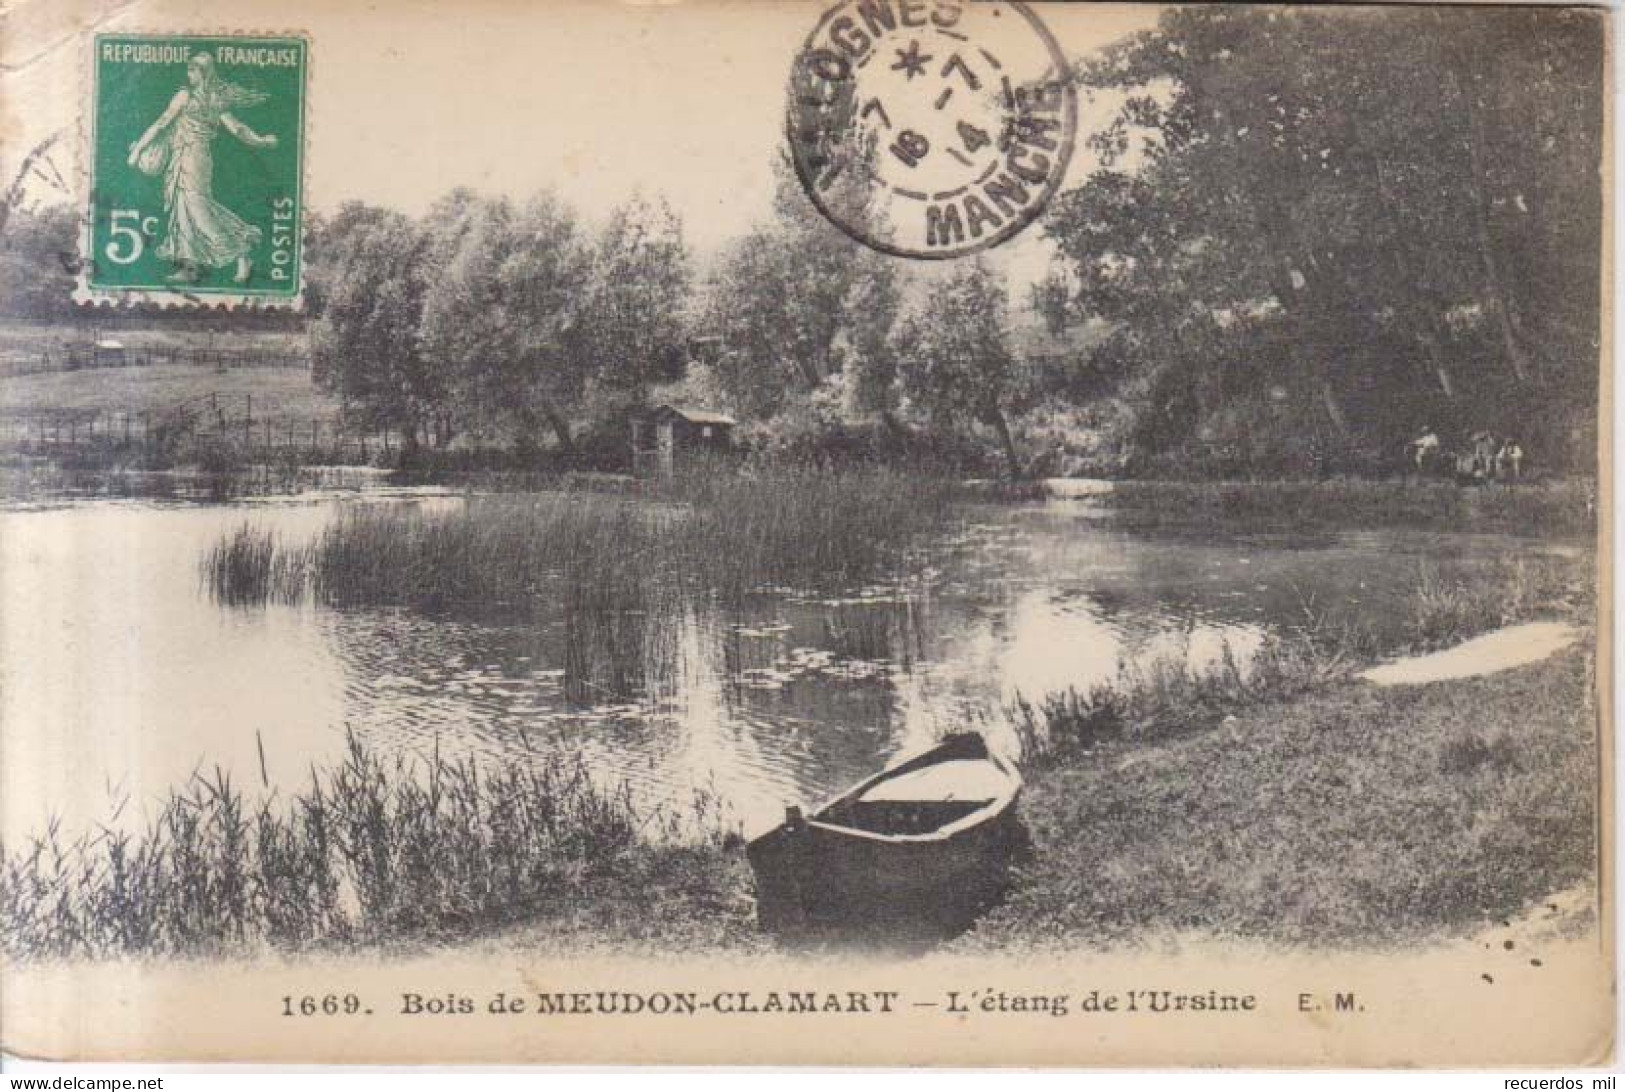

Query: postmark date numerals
[[957, 121, 991, 154], [891, 130, 931, 167], [940, 52, 981, 90]]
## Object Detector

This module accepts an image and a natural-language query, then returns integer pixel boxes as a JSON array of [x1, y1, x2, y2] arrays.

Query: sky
[[3, 0, 1156, 281]]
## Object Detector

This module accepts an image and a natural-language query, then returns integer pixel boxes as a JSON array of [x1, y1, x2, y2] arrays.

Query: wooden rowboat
[[746, 732, 1025, 939]]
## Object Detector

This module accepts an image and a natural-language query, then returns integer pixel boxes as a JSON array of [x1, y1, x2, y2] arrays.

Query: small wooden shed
[[631, 404, 737, 477]]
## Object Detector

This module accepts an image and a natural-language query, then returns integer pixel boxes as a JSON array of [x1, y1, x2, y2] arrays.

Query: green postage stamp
[[83, 34, 307, 306]]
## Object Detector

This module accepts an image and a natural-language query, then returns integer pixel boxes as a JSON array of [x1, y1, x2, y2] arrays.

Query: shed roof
[[651, 404, 736, 426]]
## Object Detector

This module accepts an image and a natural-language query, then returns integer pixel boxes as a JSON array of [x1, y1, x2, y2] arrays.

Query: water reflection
[[0, 492, 1581, 842]]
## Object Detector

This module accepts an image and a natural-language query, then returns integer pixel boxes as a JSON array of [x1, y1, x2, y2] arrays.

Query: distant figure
[[1496, 438, 1525, 481], [1407, 427, 1442, 474], [1468, 430, 1498, 482]]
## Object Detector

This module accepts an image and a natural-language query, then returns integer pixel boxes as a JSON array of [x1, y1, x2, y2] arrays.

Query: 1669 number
[[281, 993, 370, 1017]]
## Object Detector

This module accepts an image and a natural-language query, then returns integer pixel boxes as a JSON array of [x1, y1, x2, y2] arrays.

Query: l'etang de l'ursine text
[[284, 988, 1267, 1019]]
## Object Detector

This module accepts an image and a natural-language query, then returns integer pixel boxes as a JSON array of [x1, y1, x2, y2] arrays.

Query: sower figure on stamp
[[126, 53, 278, 286]]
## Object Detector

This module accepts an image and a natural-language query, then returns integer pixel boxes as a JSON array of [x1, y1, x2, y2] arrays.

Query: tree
[[307, 202, 442, 450], [704, 159, 903, 420], [310, 189, 697, 458], [0, 204, 77, 321], [895, 262, 1028, 476], [840, 259, 904, 430], [419, 191, 590, 452], [574, 195, 691, 407], [1043, 6, 1603, 470]]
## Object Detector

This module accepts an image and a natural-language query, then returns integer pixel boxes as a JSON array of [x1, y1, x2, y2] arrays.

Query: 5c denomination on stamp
[[84, 33, 307, 306], [787, 0, 1075, 259]]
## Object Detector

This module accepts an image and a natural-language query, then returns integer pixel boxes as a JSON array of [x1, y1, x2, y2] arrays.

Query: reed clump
[[1008, 552, 1590, 770], [202, 525, 312, 606], [1009, 635, 1340, 767], [1403, 555, 1589, 651], [1288, 553, 1590, 658], [202, 525, 277, 606], [672, 467, 959, 590], [202, 468, 963, 611], [0, 733, 661, 959]]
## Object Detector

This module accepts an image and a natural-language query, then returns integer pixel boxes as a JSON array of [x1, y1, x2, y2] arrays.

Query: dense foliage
[[1042, 6, 1603, 473], [306, 191, 688, 453]]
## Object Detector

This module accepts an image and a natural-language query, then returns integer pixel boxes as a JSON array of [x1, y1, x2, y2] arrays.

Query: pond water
[[0, 488, 1582, 841]]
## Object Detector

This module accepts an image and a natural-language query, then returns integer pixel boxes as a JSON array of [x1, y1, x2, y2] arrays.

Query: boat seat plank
[[858, 759, 1010, 803], [824, 799, 989, 836]]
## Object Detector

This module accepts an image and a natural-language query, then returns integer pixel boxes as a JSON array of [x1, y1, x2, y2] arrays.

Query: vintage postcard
[[0, 0, 1612, 1068]]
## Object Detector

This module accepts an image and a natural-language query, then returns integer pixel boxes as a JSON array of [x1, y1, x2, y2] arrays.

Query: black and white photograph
[[0, 0, 1611, 1068]]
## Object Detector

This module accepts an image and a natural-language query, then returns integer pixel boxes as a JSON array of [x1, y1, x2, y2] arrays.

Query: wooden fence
[[0, 396, 394, 465], [1, 344, 308, 377]]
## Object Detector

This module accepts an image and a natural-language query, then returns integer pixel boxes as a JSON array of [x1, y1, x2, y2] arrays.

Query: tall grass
[[1402, 556, 1590, 650], [1010, 552, 1592, 769], [1009, 635, 1342, 767], [0, 733, 664, 959], [1291, 553, 1590, 657], [202, 468, 963, 611], [201, 525, 310, 606], [671, 467, 959, 587]]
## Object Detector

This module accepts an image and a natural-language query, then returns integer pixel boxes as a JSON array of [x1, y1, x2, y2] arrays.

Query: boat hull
[[746, 735, 1026, 940]]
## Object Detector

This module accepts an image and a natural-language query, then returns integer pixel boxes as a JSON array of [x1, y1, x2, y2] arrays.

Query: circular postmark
[[787, 0, 1077, 260]]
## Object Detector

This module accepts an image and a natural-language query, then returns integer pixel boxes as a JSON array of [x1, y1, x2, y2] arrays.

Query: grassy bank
[[974, 548, 1597, 949], [1102, 478, 1595, 538], [202, 468, 962, 610], [966, 640, 1596, 951]]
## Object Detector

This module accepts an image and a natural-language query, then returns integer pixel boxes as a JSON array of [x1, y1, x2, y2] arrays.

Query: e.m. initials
[[924, 84, 1066, 250], [1297, 991, 1363, 1013]]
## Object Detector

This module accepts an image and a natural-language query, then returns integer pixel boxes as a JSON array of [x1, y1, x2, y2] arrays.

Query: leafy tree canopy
[[1045, 6, 1603, 471]]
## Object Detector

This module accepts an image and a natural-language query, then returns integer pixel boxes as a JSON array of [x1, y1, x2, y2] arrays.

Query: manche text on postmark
[[788, 0, 1076, 259]]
